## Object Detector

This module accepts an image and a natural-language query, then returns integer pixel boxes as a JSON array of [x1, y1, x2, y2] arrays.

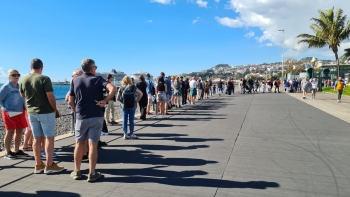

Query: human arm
[[68, 96, 76, 113], [46, 92, 59, 118], [334, 81, 337, 91], [135, 88, 143, 103], [117, 91, 121, 102], [97, 83, 117, 107], [164, 84, 167, 93], [0, 85, 9, 106]]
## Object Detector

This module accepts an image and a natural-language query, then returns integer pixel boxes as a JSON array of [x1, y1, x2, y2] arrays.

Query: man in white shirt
[[189, 77, 197, 104]]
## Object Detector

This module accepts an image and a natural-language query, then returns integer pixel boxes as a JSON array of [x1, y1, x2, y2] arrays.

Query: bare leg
[[45, 137, 54, 166], [33, 136, 44, 166], [23, 129, 33, 149], [88, 141, 99, 174], [4, 130, 14, 153], [14, 128, 24, 153], [74, 141, 85, 171]]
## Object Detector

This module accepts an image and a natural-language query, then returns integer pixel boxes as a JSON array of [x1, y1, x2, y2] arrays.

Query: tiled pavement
[[1, 92, 350, 197]]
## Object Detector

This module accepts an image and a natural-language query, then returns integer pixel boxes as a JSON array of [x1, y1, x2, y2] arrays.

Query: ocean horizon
[[0, 84, 70, 100]]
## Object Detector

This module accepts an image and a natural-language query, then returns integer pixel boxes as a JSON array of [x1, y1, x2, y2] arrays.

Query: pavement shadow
[[107, 144, 209, 151], [0, 190, 80, 197], [97, 148, 217, 166], [102, 175, 279, 189], [139, 137, 223, 142]]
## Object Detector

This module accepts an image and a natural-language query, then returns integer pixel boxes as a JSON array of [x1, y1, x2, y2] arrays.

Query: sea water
[[0, 84, 70, 101]]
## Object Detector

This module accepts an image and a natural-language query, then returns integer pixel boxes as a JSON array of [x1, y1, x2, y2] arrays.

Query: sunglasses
[[11, 74, 21, 77], [92, 65, 98, 70]]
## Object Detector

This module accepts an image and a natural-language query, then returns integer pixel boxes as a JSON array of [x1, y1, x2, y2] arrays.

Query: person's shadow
[[0, 190, 80, 197]]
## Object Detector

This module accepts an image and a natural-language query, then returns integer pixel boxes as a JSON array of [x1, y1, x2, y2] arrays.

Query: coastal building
[[96, 69, 126, 86]]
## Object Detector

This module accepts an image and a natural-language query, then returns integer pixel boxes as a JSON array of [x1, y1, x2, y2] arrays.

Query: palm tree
[[296, 8, 350, 77], [341, 48, 350, 60]]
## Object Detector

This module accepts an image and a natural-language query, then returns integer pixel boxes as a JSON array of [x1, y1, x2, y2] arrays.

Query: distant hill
[[212, 64, 231, 69]]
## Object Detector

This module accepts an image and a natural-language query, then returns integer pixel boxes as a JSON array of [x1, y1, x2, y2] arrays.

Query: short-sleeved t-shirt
[[20, 73, 54, 114], [218, 81, 223, 89], [311, 81, 318, 89], [69, 73, 109, 120], [164, 77, 172, 95], [189, 80, 197, 89]]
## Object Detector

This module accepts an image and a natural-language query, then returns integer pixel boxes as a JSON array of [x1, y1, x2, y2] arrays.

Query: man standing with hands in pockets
[[69, 58, 116, 182]]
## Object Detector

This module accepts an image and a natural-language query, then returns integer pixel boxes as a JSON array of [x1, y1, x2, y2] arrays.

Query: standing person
[[204, 81, 209, 99], [161, 72, 171, 115], [136, 75, 148, 120], [311, 78, 318, 99], [69, 59, 116, 182], [173, 77, 182, 108], [227, 79, 234, 95], [262, 80, 266, 93], [0, 69, 29, 159], [274, 79, 281, 93], [145, 73, 154, 115], [284, 79, 291, 93], [155, 76, 167, 119], [104, 74, 117, 125], [20, 58, 63, 174], [238, 79, 243, 94], [189, 77, 197, 104], [267, 79, 273, 93], [292, 78, 297, 93], [213, 84, 216, 95], [301, 76, 310, 99], [208, 76, 213, 96], [247, 77, 254, 94], [197, 79, 202, 100], [181, 77, 188, 106], [242, 78, 247, 94], [217, 79, 224, 96], [297, 78, 302, 93], [254, 80, 259, 93], [334, 77, 346, 103]]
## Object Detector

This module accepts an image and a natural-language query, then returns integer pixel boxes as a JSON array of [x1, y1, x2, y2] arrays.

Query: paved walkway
[[1, 92, 350, 197]]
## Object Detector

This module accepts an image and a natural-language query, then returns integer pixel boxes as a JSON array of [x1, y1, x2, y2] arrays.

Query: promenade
[[1, 92, 350, 197]]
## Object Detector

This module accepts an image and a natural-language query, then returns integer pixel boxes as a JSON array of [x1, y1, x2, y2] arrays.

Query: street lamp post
[[278, 30, 285, 80]]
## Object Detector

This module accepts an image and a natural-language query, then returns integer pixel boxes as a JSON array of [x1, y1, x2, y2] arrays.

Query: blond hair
[[121, 76, 133, 86], [7, 69, 19, 80]]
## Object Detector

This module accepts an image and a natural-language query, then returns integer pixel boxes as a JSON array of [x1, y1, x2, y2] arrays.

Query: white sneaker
[[101, 131, 109, 136], [130, 134, 138, 139], [162, 115, 165, 119], [124, 134, 130, 140], [337, 100, 340, 103], [154, 115, 158, 119]]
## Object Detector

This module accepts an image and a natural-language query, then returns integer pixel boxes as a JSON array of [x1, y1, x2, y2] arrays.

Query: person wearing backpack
[[117, 76, 143, 140], [145, 73, 155, 115], [136, 75, 148, 120], [334, 77, 346, 103], [173, 76, 182, 108]]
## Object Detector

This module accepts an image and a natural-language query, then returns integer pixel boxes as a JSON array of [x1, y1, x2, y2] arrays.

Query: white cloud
[[266, 43, 273, 47], [188, 0, 208, 8], [214, 0, 220, 2], [244, 31, 254, 38], [150, 0, 174, 4], [147, 20, 153, 23], [215, 16, 243, 28], [193, 17, 200, 24], [196, 0, 208, 8], [217, 0, 350, 58]]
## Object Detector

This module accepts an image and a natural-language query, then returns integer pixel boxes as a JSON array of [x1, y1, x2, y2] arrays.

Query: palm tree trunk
[[335, 52, 340, 77]]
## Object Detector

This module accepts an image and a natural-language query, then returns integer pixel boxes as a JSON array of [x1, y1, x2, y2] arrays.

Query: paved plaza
[[1, 92, 350, 197]]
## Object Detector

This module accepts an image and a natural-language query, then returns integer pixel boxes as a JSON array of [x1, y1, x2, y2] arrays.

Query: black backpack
[[121, 85, 136, 109]]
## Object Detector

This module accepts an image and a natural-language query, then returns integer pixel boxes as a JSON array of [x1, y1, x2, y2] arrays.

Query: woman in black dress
[[136, 75, 148, 120]]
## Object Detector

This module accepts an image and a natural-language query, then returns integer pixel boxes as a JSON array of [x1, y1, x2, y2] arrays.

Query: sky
[[0, 0, 350, 83]]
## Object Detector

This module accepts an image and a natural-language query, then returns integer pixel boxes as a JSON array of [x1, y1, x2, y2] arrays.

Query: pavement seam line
[[214, 94, 254, 197]]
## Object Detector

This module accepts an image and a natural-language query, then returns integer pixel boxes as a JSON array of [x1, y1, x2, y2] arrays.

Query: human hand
[[55, 111, 60, 118], [96, 100, 106, 107]]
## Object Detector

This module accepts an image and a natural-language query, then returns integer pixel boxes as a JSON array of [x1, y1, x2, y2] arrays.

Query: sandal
[[23, 145, 33, 151]]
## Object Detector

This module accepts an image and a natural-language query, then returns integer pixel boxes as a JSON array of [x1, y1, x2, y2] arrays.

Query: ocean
[[0, 84, 70, 101]]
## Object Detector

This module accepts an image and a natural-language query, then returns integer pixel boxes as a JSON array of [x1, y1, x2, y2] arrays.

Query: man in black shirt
[[217, 79, 224, 96], [248, 77, 254, 94], [242, 78, 247, 94], [180, 76, 187, 105], [69, 58, 116, 182]]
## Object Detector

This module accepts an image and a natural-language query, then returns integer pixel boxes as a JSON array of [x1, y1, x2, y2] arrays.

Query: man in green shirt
[[20, 58, 64, 174]]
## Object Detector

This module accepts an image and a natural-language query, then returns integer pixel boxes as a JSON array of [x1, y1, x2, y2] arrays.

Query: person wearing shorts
[[189, 77, 197, 104], [69, 59, 116, 182], [145, 73, 154, 115], [155, 76, 167, 119], [217, 79, 224, 96], [311, 78, 318, 99], [20, 59, 63, 174], [0, 69, 29, 160], [301, 76, 310, 99]]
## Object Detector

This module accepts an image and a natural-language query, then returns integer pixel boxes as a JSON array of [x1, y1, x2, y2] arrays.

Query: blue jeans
[[122, 108, 136, 135]]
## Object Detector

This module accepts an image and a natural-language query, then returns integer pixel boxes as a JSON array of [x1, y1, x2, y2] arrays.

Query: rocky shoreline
[[0, 101, 134, 151]]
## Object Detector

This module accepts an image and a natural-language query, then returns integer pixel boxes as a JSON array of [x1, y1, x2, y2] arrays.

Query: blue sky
[[1, 0, 346, 82]]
